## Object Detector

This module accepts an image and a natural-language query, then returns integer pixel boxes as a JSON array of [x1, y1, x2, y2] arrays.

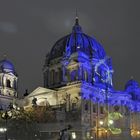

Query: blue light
[[68, 21, 140, 112], [0, 59, 15, 74], [49, 18, 140, 113]]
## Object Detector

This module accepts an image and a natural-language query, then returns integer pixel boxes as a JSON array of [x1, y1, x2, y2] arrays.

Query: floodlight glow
[[0, 128, 7, 132], [72, 132, 76, 139], [7, 111, 12, 117]]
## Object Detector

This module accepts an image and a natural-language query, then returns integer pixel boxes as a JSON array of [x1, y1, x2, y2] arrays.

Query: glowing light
[[35, 134, 37, 137], [109, 120, 114, 125], [99, 120, 104, 125], [7, 111, 12, 117], [106, 112, 123, 134], [72, 132, 76, 139], [137, 131, 140, 135], [0, 128, 7, 132], [17, 107, 20, 110]]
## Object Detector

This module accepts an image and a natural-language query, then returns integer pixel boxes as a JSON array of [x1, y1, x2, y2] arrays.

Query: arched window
[[44, 71, 48, 87], [70, 70, 77, 81], [55, 71, 58, 84], [85, 102, 88, 111], [7, 79, 11, 88], [49, 70, 52, 85], [66, 69, 71, 82], [14, 80, 17, 90], [58, 68, 63, 83], [51, 70, 55, 85], [93, 104, 96, 113], [100, 106, 104, 114]]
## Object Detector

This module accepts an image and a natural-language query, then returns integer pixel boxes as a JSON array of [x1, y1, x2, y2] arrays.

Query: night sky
[[0, 0, 140, 96]]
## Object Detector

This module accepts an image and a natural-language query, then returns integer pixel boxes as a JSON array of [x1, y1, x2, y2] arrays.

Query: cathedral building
[[1, 17, 140, 140], [23, 17, 140, 140]]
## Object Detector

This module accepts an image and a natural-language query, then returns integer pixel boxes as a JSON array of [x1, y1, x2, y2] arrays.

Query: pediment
[[27, 87, 55, 97]]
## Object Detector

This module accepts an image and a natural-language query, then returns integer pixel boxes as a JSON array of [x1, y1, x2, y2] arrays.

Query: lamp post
[[105, 83, 109, 140], [105, 130, 108, 140], [136, 131, 140, 140], [96, 99, 99, 140], [1, 110, 12, 140]]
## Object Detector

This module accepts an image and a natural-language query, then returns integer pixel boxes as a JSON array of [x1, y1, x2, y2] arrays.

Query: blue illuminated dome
[[48, 17, 106, 63], [0, 59, 15, 74], [125, 78, 140, 101], [125, 78, 139, 91]]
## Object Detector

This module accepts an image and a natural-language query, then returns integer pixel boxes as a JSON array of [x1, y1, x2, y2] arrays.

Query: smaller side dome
[[0, 59, 15, 74], [125, 78, 140, 101], [125, 78, 139, 91]]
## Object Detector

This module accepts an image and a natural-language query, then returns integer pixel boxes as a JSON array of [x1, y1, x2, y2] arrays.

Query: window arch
[[49, 70, 52, 85], [58, 68, 63, 83], [7, 79, 11, 88], [66, 69, 71, 82], [85, 102, 88, 111], [51, 70, 55, 85], [14, 80, 17, 90], [70, 70, 77, 81]]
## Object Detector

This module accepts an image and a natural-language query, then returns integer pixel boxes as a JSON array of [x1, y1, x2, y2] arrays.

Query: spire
[[75, 9, 79, 25], [3, 54, 7, 60], [72, 9, 82, 33], [130, 76, 134, 80], [75, 17, 79, 25]]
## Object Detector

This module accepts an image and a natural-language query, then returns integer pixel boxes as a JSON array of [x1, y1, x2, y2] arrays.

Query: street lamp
[[1, 110, 12, 140], [99, 120, 104, 126], [136, 131, 140, 139], [0, 128, 7, 132], [105, 130, 108, 140]]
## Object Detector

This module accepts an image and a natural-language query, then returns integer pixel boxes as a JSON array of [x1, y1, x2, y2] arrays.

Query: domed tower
[[125, 77, 140, 101], [0, 58, 18, 109], [43, 17, 114, 89]]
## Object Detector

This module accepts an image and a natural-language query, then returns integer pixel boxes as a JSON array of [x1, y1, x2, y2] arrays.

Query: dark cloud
[[0, 0, 140, 95]]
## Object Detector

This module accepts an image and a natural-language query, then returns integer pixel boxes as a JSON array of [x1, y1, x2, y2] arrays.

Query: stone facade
[[1, 17, 140, 140]]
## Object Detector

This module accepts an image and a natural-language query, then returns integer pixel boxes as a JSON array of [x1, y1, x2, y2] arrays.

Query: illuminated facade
[[41, 17, 140, 139], [2, 17, 139, 140], [0, 59, 18, 109]]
